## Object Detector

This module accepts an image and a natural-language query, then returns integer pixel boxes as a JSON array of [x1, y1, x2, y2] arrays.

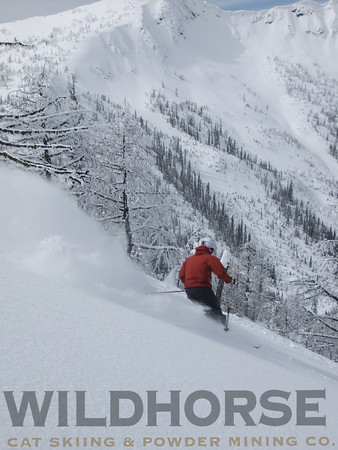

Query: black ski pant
[[185, 286, 221, 311], [185, 287, 225, 323]]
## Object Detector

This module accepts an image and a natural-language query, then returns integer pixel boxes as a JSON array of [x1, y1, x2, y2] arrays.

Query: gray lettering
[[58, 391, 68, 427], [4, 391, 53, 427], [225, 390, 256, 426], [296, 390, 326, 426], [259, 390, 292, 426], [147, 390, 180, 426], [185, 390, 220, 426], [110, 391, 143, 426], [76, 391, 106, 427]]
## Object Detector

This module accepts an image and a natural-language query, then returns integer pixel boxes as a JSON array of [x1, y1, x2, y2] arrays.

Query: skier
[[179, 237, 232, 320]]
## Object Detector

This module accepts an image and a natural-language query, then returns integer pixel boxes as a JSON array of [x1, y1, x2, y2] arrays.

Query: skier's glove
[[231, 278, 236, 285]]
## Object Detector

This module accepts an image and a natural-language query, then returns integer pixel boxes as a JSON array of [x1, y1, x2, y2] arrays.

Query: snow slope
[[1, 167, 337, 447]]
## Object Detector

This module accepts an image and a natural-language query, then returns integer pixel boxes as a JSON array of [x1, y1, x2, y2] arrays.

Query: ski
[[146, 289, 184, 295], [203, 306, 231, 332]]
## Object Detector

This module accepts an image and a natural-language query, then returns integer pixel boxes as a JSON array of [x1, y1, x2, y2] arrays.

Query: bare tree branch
[[298, 332, 338, 340], [0, 97, 67, 119], [291, 278, 338, 302], [300, 305, 338, 333], [0, 151, 86, 183], [0, 41, 31, 48], [0, 126, 88, 135], [0, 139, 72, 150], [134, 243, 180, 251]]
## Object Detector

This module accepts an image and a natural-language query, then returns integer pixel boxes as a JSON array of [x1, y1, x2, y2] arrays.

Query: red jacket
[[179, 246, 232, 289]]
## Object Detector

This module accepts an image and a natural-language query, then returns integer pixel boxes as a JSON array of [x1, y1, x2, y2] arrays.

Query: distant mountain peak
[[226, 0, 336, 42], [148, 0, 199, 18], [290, 3, 314, 17], [145, 0, 202, 38]]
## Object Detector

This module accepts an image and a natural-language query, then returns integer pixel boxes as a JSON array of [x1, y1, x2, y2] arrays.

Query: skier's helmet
[[199, 237, 216, 253]]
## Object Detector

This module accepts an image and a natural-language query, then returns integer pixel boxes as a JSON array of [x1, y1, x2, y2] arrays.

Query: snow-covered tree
[[0, 63, 90, 184]]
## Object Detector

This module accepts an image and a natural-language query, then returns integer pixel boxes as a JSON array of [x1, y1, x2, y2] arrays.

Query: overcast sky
[[209, 0, 327, 10], [0, 0, 328, 23]]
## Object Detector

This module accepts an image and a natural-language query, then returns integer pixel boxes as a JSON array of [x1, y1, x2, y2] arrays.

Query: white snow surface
[[1, 166, 337, 445]]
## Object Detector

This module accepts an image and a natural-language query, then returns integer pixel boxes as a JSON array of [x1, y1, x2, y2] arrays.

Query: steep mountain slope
[[68, 0, 337, 236], [1, 166, 337, 446]]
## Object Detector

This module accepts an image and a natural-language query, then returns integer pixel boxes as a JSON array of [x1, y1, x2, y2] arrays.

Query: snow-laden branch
[[321, 316, 338, 323], [131, 206, 154, 211], [298, 332, 338, 340], [0, 151, 85, 183], [27, 109, 92, 122], [0, 138, 72, 150], [91, 191, 119, 204], [134, 243, 180, 251], [300, 305, 338, 333], [0, 41, 30, 48], [0, 97, 67, 119], [0, 125, 88, 135], [97, 215, 123, 222], [308, 280, 338, 302], [0, 151, 30, 168], [292, 278, 338, 302]]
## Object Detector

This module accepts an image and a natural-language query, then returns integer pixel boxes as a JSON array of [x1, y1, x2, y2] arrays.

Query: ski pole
[[224, 304, 231, 331], [146, 289, 184, 295]]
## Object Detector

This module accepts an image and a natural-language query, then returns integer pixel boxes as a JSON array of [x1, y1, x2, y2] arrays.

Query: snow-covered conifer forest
[[0, 0, 337, 360]]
